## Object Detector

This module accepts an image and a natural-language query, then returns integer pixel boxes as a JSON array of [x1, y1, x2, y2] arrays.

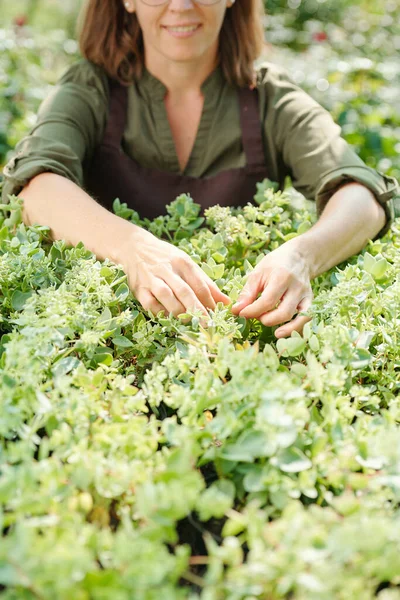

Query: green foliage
[[0, 187, 399, 598], [0, 28, 78, 168], [263, 0, 400, 184], [1, 2, 400, 596]]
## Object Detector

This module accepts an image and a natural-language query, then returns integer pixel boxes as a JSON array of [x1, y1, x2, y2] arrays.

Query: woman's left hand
[[231, 240, 314, 338]]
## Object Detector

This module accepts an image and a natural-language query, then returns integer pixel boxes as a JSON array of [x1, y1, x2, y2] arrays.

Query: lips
[[162, 23, 201, 32], [161, 23, 202, 38]]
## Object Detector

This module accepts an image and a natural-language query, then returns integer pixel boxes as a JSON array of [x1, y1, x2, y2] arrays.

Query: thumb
[[231, 273, 260, 315]]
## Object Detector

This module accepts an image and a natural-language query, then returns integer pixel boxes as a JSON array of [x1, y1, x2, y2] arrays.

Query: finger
[[231, 271, 263, 315], [180, 262, 217, 310], [189, 263, 230, 306], [152, 280, 187, 317], [161, 270, 209, 316], [274, 296, 313, 338], [259, 291, 300, 327], [136, 288, 166, 316], [238, 271, 288, 319], [206, 278, 231, 305]]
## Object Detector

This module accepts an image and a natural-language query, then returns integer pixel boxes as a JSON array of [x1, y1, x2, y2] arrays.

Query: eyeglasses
[[140, 0, 222, 5]]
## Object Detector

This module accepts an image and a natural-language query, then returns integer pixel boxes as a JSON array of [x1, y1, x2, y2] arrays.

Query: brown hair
[[77, 0, 265, 88]]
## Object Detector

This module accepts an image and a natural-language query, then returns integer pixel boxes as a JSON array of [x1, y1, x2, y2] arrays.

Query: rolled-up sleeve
[[1, 59, 109, 203], [259, 63, 399, 239]]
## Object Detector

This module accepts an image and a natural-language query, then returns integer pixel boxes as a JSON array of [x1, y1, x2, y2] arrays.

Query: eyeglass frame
[[136, 0, 227, 6]]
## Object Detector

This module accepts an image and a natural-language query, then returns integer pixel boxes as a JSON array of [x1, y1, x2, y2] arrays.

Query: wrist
[[286, 234, 319, 280], [107, 218, 145, 268]]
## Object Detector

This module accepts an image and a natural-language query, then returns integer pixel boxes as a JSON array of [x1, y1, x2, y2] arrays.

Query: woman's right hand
[[121, 226, 230, 317]]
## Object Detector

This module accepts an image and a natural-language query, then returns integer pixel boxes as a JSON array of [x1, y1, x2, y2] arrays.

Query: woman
[[2, 0, 398, 338]]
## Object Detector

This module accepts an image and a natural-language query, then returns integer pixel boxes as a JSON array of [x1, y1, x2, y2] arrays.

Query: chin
[[163, 50, 204, 63]]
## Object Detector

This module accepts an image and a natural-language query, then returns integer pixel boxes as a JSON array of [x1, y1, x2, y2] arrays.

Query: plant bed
[[0, 184, 399, 598]]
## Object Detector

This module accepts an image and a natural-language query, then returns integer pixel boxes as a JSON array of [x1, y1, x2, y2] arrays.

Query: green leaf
[[221, 430, 276, 462], [243, 465, 269, 492], [201, 262, 214, 278], [100, 266, 114, 280], [112, 335, 134, 348], [0, 564, 19, 586], [196, 479, 235, 521], [0, 226, 9, 241], [115, 283, 130, 302], [272, 447, 312, 473], [185, 217, 204, 231], [98, 307, 112, 326], [276, 336, 307, 357], [52, 356, 81, 377], [214, 264, 225, 279], [351, 348, 372, 369], [363, 252, 375, 273], [371, 257, 389, 279], [11, 290, 33, 311], [309, 334, 320, 352]]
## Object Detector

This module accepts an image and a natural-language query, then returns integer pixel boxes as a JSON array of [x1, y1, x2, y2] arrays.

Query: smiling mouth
[[162, 24, 202, 33]]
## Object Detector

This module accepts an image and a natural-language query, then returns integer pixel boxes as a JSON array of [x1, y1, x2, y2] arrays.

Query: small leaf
[[371, 257, 388, 279], [11, 290, 33, 311], [211, 251, 226, 263], [115, 283, 130, 302], [272, 447, 312, 473], [0, 226, 9, 241], [100, 266, 114, 280], [297, 221, 311, 235], [350, 348, 372, 369], [309, 334, 320, 352], [112, 335, 134, 348], [243, 465, 269, 492], [98, 307, 112, 324], [185, 217, 204, 230], [214, 264, 225, 279], [201, 263, 214, 278], [276, 336, 306, 357], [355, 331, 375, 349], [196, 479, 235, 521], [52, 357, 81, 377], [221, 430, 276, 462], [363, 251, 375, 273], [356, 455, 386, 470], [302, 321, 312, 340]]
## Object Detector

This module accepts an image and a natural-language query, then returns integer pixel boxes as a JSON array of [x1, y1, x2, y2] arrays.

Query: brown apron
[[83, 76, 269, 220]]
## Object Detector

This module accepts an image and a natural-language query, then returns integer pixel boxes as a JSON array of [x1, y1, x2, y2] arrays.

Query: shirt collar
[[138, 63, 225, 101]]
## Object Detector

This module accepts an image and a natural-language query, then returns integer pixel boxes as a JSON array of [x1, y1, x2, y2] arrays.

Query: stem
[[9, 560, 44, 599], [189, 555, 210, 565], [181, 570, 206, 588]]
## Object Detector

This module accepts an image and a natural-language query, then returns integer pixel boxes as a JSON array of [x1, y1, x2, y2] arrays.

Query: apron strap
[[102, 77, 128, 149], [104, 77, 266, 173], [238, 87, 267, 173]]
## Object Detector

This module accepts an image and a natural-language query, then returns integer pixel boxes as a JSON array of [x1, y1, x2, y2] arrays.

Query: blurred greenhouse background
[[1, 0, 399, 184]]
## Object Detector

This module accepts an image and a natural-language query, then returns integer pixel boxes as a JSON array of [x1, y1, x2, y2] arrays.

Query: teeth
[[167, 25, 198, 32]]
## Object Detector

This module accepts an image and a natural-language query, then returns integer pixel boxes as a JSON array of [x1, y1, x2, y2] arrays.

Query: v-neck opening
[[139, 65, 225, 176]]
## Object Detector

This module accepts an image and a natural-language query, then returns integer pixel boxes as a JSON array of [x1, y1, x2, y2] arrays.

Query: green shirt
[[2, 58, 398, 238]]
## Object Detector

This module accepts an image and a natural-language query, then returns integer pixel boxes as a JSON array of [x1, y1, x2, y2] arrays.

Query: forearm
[[291, 182, 387, 279], [19, 172, 139, 267]]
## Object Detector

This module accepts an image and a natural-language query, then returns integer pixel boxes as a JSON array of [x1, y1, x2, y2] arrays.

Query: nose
[[168, 0, 196, 10]]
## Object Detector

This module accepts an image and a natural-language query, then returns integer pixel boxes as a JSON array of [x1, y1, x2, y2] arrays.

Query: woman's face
[[129, 0, 233, 69]]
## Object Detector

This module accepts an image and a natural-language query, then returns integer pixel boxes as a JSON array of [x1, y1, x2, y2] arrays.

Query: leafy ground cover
[[0, 184, 399, 598], [1, 1, 400, 597]]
